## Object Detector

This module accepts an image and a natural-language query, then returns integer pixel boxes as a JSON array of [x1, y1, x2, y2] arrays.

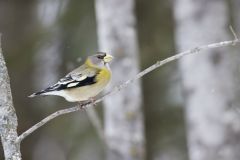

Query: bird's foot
[[78, 98, 96, 109], [84, 97, 96, 106], [78, 102, 85, 110], [89, 97, 97, 106]]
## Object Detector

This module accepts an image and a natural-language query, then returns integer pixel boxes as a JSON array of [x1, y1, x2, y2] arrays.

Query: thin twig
[[16, 38, 240, 143], [229, 25, 238, 41]]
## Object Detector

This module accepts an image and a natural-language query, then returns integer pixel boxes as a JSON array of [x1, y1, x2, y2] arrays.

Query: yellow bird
[[29, 53, 113, 102]]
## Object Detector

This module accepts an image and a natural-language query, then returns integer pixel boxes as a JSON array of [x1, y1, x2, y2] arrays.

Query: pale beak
[[103, 54, 114, 63]]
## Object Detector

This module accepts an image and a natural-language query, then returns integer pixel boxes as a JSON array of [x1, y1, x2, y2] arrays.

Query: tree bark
[[174, 0, 240, 160], [95, 0, 145, 160], [0, 37, 21, 159]]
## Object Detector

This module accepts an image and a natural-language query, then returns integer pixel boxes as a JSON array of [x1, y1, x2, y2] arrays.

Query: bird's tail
[[28, 84, 60, 98], [28, 90, 48, 98]]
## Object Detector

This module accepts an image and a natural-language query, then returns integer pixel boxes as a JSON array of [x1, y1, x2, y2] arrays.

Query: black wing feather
[[46, 75, 97, 92], [29, 74, 97, 97], [54, 76, 97, 90]]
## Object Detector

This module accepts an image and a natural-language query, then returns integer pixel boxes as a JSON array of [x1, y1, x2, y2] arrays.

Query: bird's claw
[[78, 102, 85, 110], [78, 98, 96, 110], [89, 97, 97, 106]]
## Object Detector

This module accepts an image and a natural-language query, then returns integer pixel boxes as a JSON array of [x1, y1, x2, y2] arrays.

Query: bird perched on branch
[[29, 52, 113, 103]]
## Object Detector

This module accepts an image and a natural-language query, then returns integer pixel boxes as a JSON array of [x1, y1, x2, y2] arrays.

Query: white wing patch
[[59, 80, 73, 85], [57, 74, 88, 89], [67, 82, 79, 88], [71, 74, 87, 81], [59, 76, 74, 84]]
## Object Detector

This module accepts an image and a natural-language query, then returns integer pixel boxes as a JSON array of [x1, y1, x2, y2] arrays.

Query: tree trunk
[[95, 0, 145, 160], [0, 38, 21, 159], [174, 0, 240, 160]]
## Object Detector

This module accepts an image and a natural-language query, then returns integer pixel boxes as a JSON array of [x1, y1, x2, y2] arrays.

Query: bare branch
[[16, 38, 240, 143], [16, 105, 84, 143]]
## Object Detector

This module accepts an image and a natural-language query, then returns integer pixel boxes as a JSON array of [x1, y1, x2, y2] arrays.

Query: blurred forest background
[[0, 0, 240, 160]]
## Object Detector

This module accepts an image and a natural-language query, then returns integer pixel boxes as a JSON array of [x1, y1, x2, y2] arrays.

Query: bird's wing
[[43, 67, 99, 92]]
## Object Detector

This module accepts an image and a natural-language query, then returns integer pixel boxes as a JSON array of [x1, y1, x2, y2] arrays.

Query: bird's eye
[[96, 52, 106, 59]]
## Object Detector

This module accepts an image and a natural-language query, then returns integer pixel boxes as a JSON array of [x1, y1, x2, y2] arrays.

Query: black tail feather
[[28, 90, 47, 98], [28, 84, 59, 98]]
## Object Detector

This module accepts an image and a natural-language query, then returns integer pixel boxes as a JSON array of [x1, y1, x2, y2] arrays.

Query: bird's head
[[87, 52, 113, 67]]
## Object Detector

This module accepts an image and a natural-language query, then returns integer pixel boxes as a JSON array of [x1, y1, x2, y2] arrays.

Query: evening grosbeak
[[29, 53, 113, 102]]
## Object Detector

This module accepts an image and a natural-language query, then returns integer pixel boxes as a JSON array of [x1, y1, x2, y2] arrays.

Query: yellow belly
[[62, 68, 111, 102]]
